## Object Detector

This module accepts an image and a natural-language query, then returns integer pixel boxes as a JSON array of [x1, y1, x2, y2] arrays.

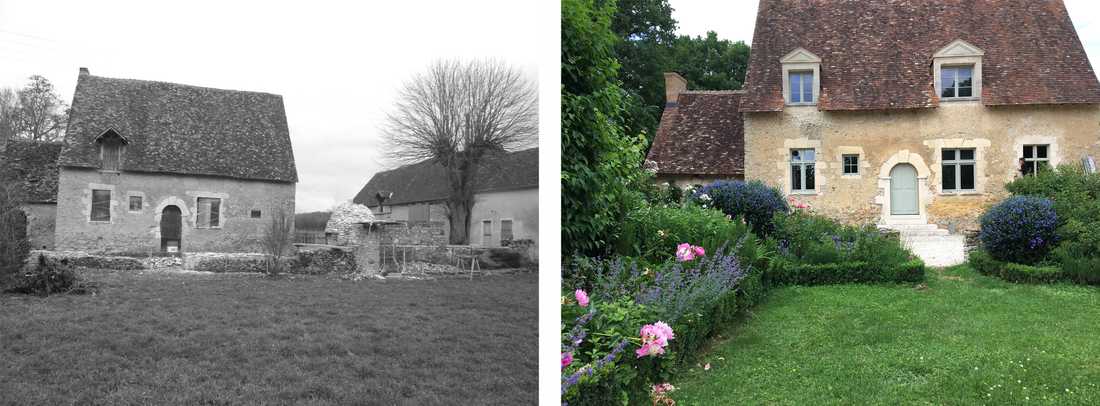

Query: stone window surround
[[500, 218, 515, 244], [778, 138, 825, 196], [875, 150, 934, 224], [85, 183, 117, 224], [780, 48, 821, 107], [933, 39, 984, 102], [1013, 135, 1059, 178], [126, 191, 146, 213], [186, 191, 229, 230], [923, 138, 992, 196], [941, 148, 978, 192]]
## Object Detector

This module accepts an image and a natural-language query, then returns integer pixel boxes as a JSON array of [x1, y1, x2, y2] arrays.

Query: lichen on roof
[[0, 140, 62, 203], [60, 72, 298, 183]]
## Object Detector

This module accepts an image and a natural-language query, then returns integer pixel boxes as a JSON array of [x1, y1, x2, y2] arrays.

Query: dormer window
[[780, 48, 821, 106], [933, 40, 983, 101], [96, 129, 127, 172]]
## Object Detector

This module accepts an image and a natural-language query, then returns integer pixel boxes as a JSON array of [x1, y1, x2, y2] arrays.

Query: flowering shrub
[[688, 180, 788, 236], [980, 196, 1058, 265], [636, 321, 675, 358], [675, 243, 704, 262], [769, 211, 913, 266], [616, 204, 761, 266], [651, 383, 677, 406]]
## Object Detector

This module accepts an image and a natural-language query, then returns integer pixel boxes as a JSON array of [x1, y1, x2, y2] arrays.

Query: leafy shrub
[[769, 211, 913, 267], [1051, 243, 1100, 285], [765, 258, 924, 286], [293, 248, 357, 274], [969, 250, 1065, 284], [979, 196, 1058, 264], [0, 188, 29, 286], [6, 256, 80, 296], [616, 204, 761, 265], [689, 180, 788, 236], [561, 299, 660, 406]]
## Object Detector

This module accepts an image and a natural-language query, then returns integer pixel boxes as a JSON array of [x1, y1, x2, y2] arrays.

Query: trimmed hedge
[[969, 250, 1069, 284], [766, 259, 925, 286]]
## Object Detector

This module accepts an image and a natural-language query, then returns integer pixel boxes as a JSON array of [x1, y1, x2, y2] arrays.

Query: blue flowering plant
[[979, 196, 1058, 265], [688, 180, 789, 236]]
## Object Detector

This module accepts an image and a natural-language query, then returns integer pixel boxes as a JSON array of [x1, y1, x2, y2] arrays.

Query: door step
[[880, 222, 966, 267]]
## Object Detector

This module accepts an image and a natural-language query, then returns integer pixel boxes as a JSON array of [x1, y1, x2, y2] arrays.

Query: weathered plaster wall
[[744, 102, 1100, 231], [22, 203, 56, 250], [469, 188, 539, 247], [54, 168, 296, 253]]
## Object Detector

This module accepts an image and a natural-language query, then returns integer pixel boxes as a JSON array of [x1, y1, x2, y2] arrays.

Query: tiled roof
[[353, 148, 539, 206], [647, 91, 745, 176], [1, 140, 61, 203], [740, 0, 1100, 112], [60, 71, 298, 182]]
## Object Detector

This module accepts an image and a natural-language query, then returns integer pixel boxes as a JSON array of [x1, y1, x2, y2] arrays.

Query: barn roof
[[740, 0, 1100, 112], [353, 148, 539, 207], [60, 70, 298, 182], [0, 140, 62, 203], [647, 91, 745, 177]]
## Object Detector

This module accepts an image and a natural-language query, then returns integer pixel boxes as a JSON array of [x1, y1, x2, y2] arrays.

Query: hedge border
[[969, 250, 1074, 284], [765, 259, 925, 286]]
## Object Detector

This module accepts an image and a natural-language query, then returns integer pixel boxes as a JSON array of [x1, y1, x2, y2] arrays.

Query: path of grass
[[0, 269, 537, 405], [673, 266, 1100, 405]]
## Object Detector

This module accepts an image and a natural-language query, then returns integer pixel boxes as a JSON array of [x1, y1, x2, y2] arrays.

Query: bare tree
[[262, 209, 294, 277], [0, 88, 18, 142], [14, 76, 68, 142], [383, 59, 538, 244]]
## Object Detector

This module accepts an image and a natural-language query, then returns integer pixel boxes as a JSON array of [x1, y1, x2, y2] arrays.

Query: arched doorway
[[890, 164, 919, 215], [161, 206, 182, 253]]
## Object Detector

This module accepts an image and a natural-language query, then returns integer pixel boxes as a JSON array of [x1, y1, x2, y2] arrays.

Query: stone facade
[[54, 168, 295, 253], [468, 188, 539, 247], [744, 102, 1100, 231], [21, 203, 56, 250]]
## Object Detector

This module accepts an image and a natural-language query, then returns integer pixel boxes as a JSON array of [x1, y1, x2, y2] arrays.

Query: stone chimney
[[664, 72, 687, 106], [79, 67, 89, 76]]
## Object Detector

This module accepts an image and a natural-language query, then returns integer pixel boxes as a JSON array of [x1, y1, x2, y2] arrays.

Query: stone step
[[901, 234, 966, 267]]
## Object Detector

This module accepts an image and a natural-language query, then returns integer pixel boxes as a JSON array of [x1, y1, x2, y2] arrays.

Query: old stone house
[[353, 148, 539, 247], [648, 0, 1100, 251], [49, 68, 297, 254], [0, 140, 62, 250]]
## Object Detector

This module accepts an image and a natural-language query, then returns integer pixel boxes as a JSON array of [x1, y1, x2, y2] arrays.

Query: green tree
[[562, 0, 647, 256], [669, 31, 750, 92]]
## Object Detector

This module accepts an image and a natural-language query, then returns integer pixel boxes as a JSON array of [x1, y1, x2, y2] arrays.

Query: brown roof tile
[[741, 0, 1100, 112], [647, 91, 745, 176]]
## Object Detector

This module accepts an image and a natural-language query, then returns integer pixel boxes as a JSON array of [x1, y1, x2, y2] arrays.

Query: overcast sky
[[0, 0, 540, 212], [670, 0, 1100, 80]]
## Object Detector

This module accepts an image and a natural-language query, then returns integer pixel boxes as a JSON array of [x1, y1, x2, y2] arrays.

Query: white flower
[[699, 194, 711, 201]]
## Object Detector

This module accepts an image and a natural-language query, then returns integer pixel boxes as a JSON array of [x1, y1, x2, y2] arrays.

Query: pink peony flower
[[574, 289, 589, 307], [675, 243, 696, 262], [692, 245, 705, 257], [652, 383, 676, 395], [561, 352, 573, 369], [636, 321, 675, 358]]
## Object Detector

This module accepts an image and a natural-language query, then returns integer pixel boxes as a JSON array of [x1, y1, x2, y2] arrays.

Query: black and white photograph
[[1, 1, 540, 404]]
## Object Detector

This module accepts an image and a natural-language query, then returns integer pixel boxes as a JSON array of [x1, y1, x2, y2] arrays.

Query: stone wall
[[54, 168, 296, 253], [744, 102, 1100, 232], [22, 203, 56, 250]]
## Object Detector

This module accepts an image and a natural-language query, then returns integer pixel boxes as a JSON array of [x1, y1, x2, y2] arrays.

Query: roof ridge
[[83, 74, 284, 98]]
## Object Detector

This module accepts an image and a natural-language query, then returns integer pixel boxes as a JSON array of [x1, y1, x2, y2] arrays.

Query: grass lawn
[[673, 265, 1100, 405], [0, 268, 537, 405]]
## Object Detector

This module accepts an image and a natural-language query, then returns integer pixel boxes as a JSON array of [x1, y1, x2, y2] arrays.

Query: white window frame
[[933, 39, 983, 102], [195, 197, 223, 229], [780, 48, 821, 107], [941, 148, 977, 193], [1022, 144, 1050, 176], [842, 154, 860, 176], [790, 148, 816, 194]]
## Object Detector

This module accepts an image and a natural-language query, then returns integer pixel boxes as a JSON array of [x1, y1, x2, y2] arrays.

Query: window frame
[[787, 71, 815, 104], [790, 148, 817, 194], [195, 197, 222, 229], [933, 39, 983, 102], [500, 219, 514, 244], [1021, 144, 1050, 177], [250, 209, 262, 219], [90, 189, 111, 222], [939, 65, 975, 100], [780, 48, 821, 107], [128, 195, 143, 213], [842, 154, 860, 176], [481, 219, 493, 245], [941, 148, 977, 193]]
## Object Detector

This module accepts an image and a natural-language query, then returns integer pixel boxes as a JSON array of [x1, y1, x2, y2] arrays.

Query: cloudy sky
[[0, 0, 540, 212], [670, 0, 1100, 79]]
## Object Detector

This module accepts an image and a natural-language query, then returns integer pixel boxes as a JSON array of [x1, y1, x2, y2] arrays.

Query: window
[[409, 204, 430, 222], [196, 197, 221, 228], [91, 190, 111, 222], [940, 65, 974, 99], [501, 219, 514, 243], [790, 149, 816, 192], [942, 148, 976, 192], [98, 131, 125, 171], [250, 209, 262, 219], [1022, 145, 1050, 176], [842, 154, 859, 175], [788, 71, 814, 104], [128, 196, 142, 212], [482, 220, 492, 244]]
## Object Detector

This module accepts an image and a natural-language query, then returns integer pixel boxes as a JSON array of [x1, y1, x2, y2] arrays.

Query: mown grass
[[673, 265, 1100, 405], [0, 269, 537, 405]]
